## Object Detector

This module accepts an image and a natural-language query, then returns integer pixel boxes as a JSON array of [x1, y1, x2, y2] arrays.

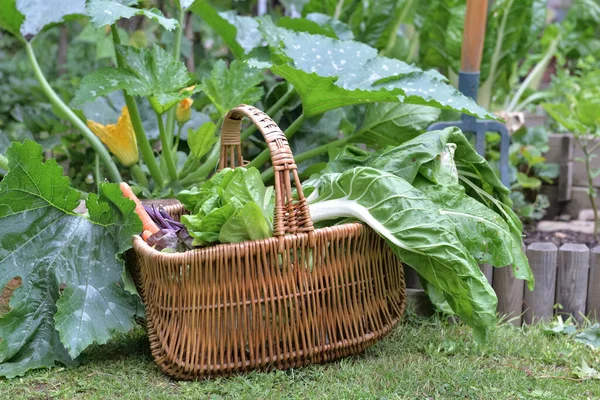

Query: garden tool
[[428, 0, 510, 187]]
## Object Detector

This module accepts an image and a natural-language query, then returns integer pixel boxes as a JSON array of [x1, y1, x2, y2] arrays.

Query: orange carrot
[[119, 182, 160, 234], [142, 230, 153, 241]]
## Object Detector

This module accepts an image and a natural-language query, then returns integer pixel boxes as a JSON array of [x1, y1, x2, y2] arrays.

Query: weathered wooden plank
[[545, 134, 572, 164], [523, 243, 558, 324], [403, 265, 422, 289], [556, 243, 590, 323], [587, 246, 600, 320], [493, 244, 526, 326], [480, 263, 493, 285], [558, 162, 573, 202]]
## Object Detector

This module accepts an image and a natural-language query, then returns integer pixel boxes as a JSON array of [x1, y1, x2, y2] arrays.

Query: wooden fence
[[405, 243, 600, 325]]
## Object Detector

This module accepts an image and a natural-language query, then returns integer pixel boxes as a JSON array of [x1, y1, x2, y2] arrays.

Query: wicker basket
[[131, 105, 406, 380]]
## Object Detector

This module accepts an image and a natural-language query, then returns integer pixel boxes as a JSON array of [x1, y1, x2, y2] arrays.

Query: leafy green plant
[[0, 140, 142, 378]]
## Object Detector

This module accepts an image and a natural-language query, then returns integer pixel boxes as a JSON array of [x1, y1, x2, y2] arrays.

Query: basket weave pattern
[[132, 105, 406, 379]]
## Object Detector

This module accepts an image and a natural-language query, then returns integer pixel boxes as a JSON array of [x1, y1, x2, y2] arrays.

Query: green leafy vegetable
[[72, 44, 198, 113], [322, 128, 532, 286], [0, 140, 141, 378], [178, 167, 274, 246], [306, 167, 497, 342], [86, 0, 177, 31], [257, 17, 493, 118], [200, 60, 264, 115]]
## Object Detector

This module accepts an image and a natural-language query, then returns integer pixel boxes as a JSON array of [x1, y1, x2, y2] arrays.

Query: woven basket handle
[[219, 104, 314, 237]]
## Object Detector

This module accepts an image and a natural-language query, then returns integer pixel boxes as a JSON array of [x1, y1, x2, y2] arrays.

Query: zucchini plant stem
[[130, 164, 149, 187], [248, 113, 305, 169], [24, 41, 123, 183], [165, 5, 186, 143], [0, 154, 8, 171], [94, 153, 102, 192], [260, 136, 353, 181], [156, 112, 179, 181], [179, 90, 296, 186], [110, 25, 165, 188]]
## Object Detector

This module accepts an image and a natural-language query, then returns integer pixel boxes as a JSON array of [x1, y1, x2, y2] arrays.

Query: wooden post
[[558, 134, 573, 202], [480, 263, 493, 285], [523, 243, 558, 324], [557, 244, 590, 323], [493, 244, 526, 326], [587, 246, 600, 320], [403, 265, 422, 289]]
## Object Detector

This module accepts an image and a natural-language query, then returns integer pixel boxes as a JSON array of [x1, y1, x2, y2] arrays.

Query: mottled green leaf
[[200, 59, 264, 115], [189, 1, 261, 59], [0, 0, 24, 37], [72, 44, 197, 113], [0, 140, 142, 377], [86, 0, 177, 30], [258, 18, 493, 118]]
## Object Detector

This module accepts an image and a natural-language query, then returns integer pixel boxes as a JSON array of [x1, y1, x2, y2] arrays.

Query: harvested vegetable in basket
[[176, 167, 275, 246], [143, 205, 193, 252]]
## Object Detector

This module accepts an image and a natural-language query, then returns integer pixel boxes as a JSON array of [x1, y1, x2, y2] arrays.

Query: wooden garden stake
[[557, 243, 590, 323], [523, 243, 558, 324]]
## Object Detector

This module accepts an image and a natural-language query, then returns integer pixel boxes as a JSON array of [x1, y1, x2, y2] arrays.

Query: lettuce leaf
[[178, 167, 274, 246]]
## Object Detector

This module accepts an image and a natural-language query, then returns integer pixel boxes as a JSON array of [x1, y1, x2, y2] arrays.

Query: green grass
[[2, 309, 599, 400]]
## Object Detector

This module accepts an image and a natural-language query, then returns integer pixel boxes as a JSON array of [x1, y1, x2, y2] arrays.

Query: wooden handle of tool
[[461, 0, 488, 73]]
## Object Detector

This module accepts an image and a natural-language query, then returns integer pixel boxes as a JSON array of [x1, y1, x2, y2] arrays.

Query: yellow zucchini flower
[[176, 98, 193, 124], [87, 106, 139, 167]]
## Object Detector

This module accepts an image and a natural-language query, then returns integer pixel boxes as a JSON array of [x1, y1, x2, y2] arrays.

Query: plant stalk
[[111, 25, 165, 188], [165, 5, 186, 143], [0, 154, 8, 171], [506, 36, 559, 112], [381, 0, 415, 57], [94, 153, 102, 191], [260, 136, 352, 181], [156, 112, 178, 181], [130, 164, 149, 187], [478, 0, 514, 109], [248, 114, 305, 169], [24, 41, 123, 183]]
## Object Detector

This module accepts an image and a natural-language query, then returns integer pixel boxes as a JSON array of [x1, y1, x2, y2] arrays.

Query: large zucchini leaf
[[0, 140, 141, 378]]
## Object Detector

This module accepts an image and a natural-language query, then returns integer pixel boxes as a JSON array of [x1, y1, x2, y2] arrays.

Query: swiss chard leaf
[[306, 167, 498, 342], [72, 44, 197, 113], [257, 18, 493, 119], [0, 140, 142, 378], [86, 0, 177, 30], [200, 59, 264, 115], [323, 128, 530, 286]]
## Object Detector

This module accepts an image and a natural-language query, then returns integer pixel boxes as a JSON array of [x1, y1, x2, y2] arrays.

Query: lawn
[[2, 306, 599, 400]]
